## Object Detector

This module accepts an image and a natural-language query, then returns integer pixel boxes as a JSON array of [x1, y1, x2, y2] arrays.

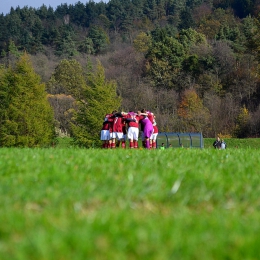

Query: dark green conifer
[[0, 53, 55, 147]]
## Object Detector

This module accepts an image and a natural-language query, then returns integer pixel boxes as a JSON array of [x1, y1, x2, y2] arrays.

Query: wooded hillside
[[1, 0, 260, 139]]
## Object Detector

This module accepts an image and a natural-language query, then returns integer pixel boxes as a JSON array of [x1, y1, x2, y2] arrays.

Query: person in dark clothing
[[213, 137, 221, 149]]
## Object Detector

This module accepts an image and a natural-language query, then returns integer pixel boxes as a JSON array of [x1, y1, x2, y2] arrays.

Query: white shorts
[[151, 133, 158, 141], [117, 132, 125, 140], [100, 130, 110, 141], [127, 127, 139, 141], [111, 132, 124, 140], [110, 132, 116, 139]]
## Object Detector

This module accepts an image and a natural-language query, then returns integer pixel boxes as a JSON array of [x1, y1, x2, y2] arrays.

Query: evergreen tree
[[88, 26, 109, 54], [179, 8, 195, 30], [146, 29, 186, 88], [0, 53, 55, 147], [78, 37, 95, 54], [71, 60, 121, 148], [47, 59, 86, 99]]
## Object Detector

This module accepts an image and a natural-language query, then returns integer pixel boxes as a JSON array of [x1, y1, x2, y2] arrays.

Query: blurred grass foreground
[[1, 143, 260, 259]]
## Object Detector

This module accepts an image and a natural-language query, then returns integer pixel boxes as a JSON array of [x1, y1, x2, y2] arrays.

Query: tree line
[[1, 0, 260, 147], [0, 53, 120, 147]]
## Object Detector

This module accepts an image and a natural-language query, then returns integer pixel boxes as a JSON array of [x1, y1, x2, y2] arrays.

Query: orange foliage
[[177, 89, 203, 119]]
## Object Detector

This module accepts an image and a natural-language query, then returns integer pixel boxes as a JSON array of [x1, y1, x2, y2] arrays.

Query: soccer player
[[112, 112, 128, 148], [138, 111, 154, 149], [140, 109, 156, 148], [151, 116, 158, 149], [109, 110, 123, 149], [126, 111, 140, 149], [146, 110, 155, 125], [100, 112, 114, 148]]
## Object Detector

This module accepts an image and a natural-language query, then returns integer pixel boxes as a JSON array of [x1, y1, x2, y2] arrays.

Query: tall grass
[[1, 147, 260, 259]]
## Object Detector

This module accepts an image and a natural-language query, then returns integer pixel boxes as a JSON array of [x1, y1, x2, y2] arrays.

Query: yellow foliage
[[133, 32, 152, 53], [217, 133, 232, 139], [237, 105, 250, 125], [197, 19, 221, 39]]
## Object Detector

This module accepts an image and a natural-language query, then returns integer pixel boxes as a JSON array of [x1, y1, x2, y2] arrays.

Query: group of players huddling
[[100, 109, 158, 149]]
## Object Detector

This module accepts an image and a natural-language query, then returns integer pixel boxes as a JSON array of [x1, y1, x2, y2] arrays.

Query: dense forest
[[1, 0, 260, 146]]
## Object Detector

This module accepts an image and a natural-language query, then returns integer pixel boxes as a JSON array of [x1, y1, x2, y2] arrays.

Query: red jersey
[[138, 115, 146, 121], [126, 113, 139, 128], [113, 116, 125, 133], [102, 113, 114, 132], [153, 125, 158, 134], [147, 112, 155, 124]]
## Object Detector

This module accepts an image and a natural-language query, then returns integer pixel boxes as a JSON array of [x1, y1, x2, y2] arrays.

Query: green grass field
[[1, 143, 260, 259]]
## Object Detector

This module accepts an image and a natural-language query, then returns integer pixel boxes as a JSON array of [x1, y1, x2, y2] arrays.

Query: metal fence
[[156, 132, 204, 149]]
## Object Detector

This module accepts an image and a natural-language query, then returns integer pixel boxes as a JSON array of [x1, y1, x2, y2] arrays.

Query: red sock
[[134, 140, 138, 149], [152, 142, 157, 149], [111, 142, 116, 149], [122, 141, 126, 148], [130, 141, 134, 148]]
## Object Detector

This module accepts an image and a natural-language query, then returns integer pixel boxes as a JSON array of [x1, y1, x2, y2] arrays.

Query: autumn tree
[[47, 94, 77, 136], [233, 105, 251, 137], [0, 53, 55, 147], [177, 89, 210, 132], [133, 31, 152, 53], [46, 59, 87, 135], [249, 104, 260, 137]]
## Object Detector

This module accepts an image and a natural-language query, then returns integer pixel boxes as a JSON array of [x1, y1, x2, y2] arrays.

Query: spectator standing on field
[[213, 137, 221, 149], [221, 139, 227, 149]]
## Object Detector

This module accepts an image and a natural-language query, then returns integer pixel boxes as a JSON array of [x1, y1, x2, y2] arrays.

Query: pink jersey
[[139, 115, 153, 138]]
